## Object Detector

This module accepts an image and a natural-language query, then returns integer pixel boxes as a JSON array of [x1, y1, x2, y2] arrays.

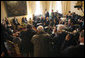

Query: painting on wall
[[4, 1, 27, 17]]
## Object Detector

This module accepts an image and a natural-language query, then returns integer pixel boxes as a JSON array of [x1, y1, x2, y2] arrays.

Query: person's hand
[[73, 30, 77, 34], [1, 52, 4, 57], [13, 33, 15, 36], [7, 51, 11, 55], [65, 34, 70, 41], [13, 33, 18, 37]]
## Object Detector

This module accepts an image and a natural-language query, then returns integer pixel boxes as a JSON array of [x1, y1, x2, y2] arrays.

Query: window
[[49, 1, 62, 15], [35, 1, 42, 15], [56, 1, 62, 14]]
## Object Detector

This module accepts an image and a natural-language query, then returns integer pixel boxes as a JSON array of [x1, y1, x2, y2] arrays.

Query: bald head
[[37, 25, 44, 32]]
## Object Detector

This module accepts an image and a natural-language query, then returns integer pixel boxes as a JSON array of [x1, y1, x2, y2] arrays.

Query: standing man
[[12, 17, 20, 30], [20, 24, 36, 57], [31, 26, 51, 57], [5, 17, 9, 27], [22, 17, 27, 24], [51, 9, 54, 22], [61, 30, 84, 57], [45, 9, 49, 18]]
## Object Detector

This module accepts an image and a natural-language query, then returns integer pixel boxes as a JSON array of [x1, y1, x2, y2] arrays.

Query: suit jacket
[[61, 45, 84, 57], [61, 38, 78, 51], [5, 20, 9, 25], [45, 11, 49, 18], [40, 18, 44, 23], [12, 18, 19, 25], [22, 18, 27, 23], [46, 20, 50, 26], [51, 12, 54, 18], [53, 32, 67, 49], [1, 24, 14, 56], [52, 32, 67, 56], [31, 31, 51, 57], [19, 29, 36, 53]]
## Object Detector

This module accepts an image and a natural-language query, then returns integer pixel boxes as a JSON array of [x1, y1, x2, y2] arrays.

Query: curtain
[[40, 1, 47, 16], [35, 1, 42, 15], [27, 1, 44, 19], [61, 1, 71, 15], [27, 1, 71, 19], [27, 1, 36, 19], [46, 1, 62, 15]]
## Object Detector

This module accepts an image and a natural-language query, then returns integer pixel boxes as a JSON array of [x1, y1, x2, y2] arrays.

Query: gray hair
[[37, 25, 44, 32], [57, 24, 66, 31]]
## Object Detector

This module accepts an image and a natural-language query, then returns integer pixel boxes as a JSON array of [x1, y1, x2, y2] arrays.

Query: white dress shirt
[[80, 43, 84, 45]]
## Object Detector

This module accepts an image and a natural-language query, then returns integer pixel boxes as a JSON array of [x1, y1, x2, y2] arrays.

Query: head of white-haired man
[[37, 25, 44, 33], [57, 24, 66, 33]]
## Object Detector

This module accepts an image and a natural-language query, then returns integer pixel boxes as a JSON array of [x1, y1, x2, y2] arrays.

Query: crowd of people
[[1, 9, 84, 57]]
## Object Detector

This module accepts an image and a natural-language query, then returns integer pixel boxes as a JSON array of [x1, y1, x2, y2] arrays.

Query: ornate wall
[[1, 1, 7, 20], [4, 1, 27, 17]]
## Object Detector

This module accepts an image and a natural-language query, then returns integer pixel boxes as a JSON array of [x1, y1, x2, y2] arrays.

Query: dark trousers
[[15, 23, 20, 30], [1, 43, 10, 57]]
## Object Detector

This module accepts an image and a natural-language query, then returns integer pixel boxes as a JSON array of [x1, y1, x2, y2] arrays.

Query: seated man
[[12, 17, 20, 30], [42, 17, 46, 26], [40, 16, 44, 23], [37, 18, 41, 23], [45, 17, 50, 26], [49, 19, 54, 27], [28, 18, 33, 25]]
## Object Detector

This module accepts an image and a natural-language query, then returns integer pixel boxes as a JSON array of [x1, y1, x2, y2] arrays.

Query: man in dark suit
[[45, 9, 49, 18], [43, 17, 46, 23], [52, 25, 67, 57], [19, 24, 36, 57], [1, 24, 13, 57], [12, 17, 20, 30], [49, 19, 54, 27], [61, 30, 84, 57], [45, 17, 50, 26], [22, 17, 27, 24], [51, 9, 54, 21], [40, 16, 44, 23], [61, 33, 78, 51], [5, 17, 9, 26], [31, 26, 51, 57], [67, 11, 72, 20]]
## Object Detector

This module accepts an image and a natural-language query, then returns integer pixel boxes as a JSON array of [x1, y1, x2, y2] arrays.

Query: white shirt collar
[[80, 43, 84, 45]]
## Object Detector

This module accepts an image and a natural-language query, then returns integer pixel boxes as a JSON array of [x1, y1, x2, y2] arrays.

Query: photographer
[[61, 30, 84, 57], [52, 24, 67, 57]]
